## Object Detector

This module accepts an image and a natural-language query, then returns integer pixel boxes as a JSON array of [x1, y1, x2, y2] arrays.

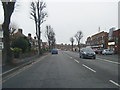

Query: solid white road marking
[[97, 58, 120, 65], [82, 64, 96, 73], [74, 59, 79, 63], [109, 80, 120, 87], [1, 65, 21, 76]]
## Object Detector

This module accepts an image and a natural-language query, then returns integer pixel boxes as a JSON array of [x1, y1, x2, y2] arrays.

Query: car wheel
[[81, 55, 84, 59], [93, 57, 96, 59], [80, 55, 81, 58]]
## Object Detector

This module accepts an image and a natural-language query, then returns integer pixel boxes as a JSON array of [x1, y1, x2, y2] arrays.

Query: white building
[[0, 25, 3, 50], [118, 1, 120, 29]]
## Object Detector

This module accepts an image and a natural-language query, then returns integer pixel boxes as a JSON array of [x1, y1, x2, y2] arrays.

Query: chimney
[[28, 33, 31, 37], [18, 29, 22, 34]]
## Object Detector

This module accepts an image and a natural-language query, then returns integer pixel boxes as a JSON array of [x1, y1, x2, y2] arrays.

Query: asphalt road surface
[[0, 50, 2, 66], [2, 50, 119, 88], [0, 50, 2, 75]]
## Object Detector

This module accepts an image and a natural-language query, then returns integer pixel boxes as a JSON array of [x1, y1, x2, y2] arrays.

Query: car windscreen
[[83, 48, 94, 52], [52, 49, 57, 51]]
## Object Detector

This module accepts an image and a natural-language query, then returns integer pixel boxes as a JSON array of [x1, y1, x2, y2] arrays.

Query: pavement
[[1, 50, 119, 88], [2, 55, 39, 73], [1, 52, 49, 76]]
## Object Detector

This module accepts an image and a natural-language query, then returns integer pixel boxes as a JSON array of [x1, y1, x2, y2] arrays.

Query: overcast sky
[[0, 0, 119, 44]]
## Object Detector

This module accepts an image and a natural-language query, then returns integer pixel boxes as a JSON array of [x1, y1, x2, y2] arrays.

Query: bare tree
[[74, 31, 83, 52], [45, 25, 56, 50], [1, 0, 16, 63], [30, 0, 47, 55], [50, 32, 56, 49], [70, 37, 74, 51], [45, 25, 51, 50]]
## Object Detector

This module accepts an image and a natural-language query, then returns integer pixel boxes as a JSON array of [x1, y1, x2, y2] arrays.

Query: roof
[[91, 31, 107, 38], [12, 30, 25, 39]]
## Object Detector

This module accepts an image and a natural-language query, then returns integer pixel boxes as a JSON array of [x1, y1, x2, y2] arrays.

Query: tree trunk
[[78, 42, 80, 52], [72, 42, 73, 51], [79, 44, 80, 52], [38, 38, 40, 55], [38, 36, 42, 55], [2, 2, 15, 64], [48, 40, 50, 50], [37, 1, 42, 55]]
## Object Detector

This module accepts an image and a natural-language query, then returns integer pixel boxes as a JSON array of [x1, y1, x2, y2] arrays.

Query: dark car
[[51, 49, 58, 54], [80, 48, 96, 59]]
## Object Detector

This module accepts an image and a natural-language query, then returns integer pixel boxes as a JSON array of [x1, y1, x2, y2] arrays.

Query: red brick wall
[[115, 29, 120, 54]]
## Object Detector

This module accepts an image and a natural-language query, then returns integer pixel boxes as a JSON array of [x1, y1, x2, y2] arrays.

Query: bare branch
[[74, 30, 83, 52], [30, 0, 48, 54]]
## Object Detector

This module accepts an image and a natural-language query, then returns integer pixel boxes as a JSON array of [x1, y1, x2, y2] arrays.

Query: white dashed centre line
[[82, 64, 96, 73], [109, 80, 120, 87], [74, 59, 79, 63], [70, 57, 73, 59]]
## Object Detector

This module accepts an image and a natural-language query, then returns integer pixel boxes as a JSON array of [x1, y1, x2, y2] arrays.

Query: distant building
[[42, 42, 48, 49], [86, 29, 120, 54], [108, 29, 120, 53], [12, 29, 25, 39], [27, 33, 34, 47], [0, 25, 3, 50], [33, 37, 38, 49], [86, 37, 91, 46], [56, 44, 71, 50], [56, 43, 86, 51], [86, 31, 108, 49]]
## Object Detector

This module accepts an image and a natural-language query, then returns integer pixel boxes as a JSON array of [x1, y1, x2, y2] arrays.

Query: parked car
[[102, 49, 114, 55], [79, 48, 96, 59], [51, 49, 58, 54]]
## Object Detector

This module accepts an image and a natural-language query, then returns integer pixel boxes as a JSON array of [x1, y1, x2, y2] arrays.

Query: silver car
[[102, 49, 114, 55]]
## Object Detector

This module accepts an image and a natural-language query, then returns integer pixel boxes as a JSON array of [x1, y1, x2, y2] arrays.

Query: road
[[2, 50, 119, 88], [0, 50, 2, 90], [0, 50, 2, 74], [0, 50, 2, 66]]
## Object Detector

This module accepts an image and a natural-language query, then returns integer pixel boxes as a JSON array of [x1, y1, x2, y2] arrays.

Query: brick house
[[86, 37, 91, 46], [108, 29, 120, 53], [86, 31, 108, 49]]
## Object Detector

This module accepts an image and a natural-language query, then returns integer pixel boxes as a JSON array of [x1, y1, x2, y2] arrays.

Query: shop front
[[108, 41, 115, 50]]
